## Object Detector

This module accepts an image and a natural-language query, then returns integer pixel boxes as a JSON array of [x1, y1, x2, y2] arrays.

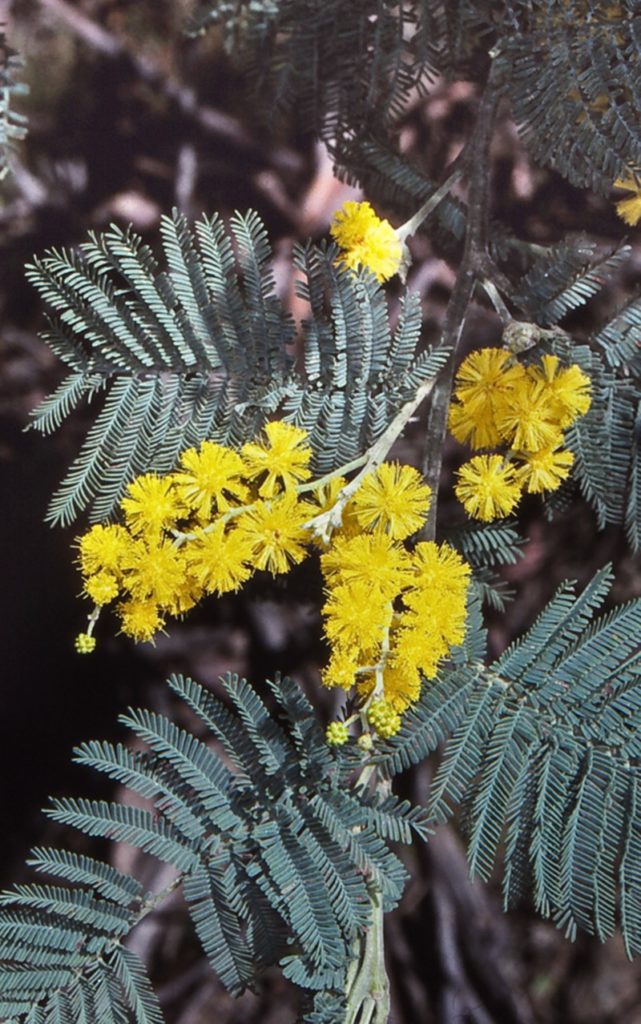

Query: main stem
[[421, 73, 501, 540], [342, 71, 501, 1024]]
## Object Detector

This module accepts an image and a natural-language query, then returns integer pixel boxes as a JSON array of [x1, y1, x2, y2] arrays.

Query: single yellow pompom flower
[[367, 698, 401, 738], [241, 421, 312, 498], [448, 399, 503, 450], [320, 531, 411, 601], [78, 523, 130, 577], [527, 355, 591, 428], [117, 599, 164, 643], [516, 443, 575, 494], [84, 571, 119, 606], [325, 721, 349, 747], [185, 521, 254, 595], [330, 201, 403, 282], [171, 442, 248, 519], [321, 647, 361, 690], [235, 492, 312, 575], [358, 663, 422, 713], [495, 378, 562, 452], [614, 176, 641, 226], [74, 633, 96, 654], [121, 474, 183, 539], [120, 539, 188, 606], [455, 454, 523, 522], [323, 580, 392, 653], [454, 347, 526, 419], [351, 462, 431, 539]]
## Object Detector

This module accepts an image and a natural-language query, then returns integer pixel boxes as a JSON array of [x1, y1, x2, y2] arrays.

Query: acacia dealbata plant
[[4, 1, 641, 1022]]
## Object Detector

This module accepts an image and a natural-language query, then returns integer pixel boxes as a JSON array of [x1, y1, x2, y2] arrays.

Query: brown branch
[[420, 71, 502, 540]]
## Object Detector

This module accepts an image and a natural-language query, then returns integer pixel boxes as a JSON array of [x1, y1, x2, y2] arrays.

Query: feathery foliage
[[380, 565, 641, 954], [0, 673, 429, 1020], [27, 210, 447, 525]]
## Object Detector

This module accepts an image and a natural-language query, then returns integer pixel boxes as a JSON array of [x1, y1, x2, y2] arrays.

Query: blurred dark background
[[3, 2, 641, 1021]]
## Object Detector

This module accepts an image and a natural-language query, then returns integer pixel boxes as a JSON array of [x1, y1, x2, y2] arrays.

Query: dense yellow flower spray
[[74, 421, 473, 743], [449, 348, 591, 521]]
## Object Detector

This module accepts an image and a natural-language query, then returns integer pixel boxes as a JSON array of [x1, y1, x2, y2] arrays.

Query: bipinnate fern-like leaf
[[494, 2, 641, 194], [27, 209, 447, 526], [186, 1, 440, 150], [0, 673, 429, 1021], [380, 564, 641, 956], [0, 31, 27, 180]]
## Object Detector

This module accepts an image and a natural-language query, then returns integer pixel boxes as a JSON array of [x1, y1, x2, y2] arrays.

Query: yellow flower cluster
[[449, 348, 591, 522], [77, 422, 316, 644], [75, 421, 472, 745], [319, 471, 471, 739], [330, 201, 403, 282]]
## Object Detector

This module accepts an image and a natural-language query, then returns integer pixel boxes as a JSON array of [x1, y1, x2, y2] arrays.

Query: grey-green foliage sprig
[[0, 673, 429, 1022], [186, 1, 441, 151], [379, 565, 641, 956], [0, 30, 28, 180], [495, 1, 641, 193], [27, 209, 448, 525]]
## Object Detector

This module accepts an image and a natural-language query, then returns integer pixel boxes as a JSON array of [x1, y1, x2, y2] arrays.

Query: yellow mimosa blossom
[[235, 492, 312, 574], [410, 541, 472, 597], [117, 599, 164, 643], [84, 571, 119, 606], [527, 355, 591, 427], [320, 532, 411, 600], [455, 455, 523, 522], [351, 462, 431, 539], [121, 538, 188, 606], [330, 201, 403, 282], [614, 176, 641, 226], [121, 473, 184, 538], [356, 664, 423, 713], [495, 378, 562, 452], [454, 347, 527, 420], [516, 443, 575, 494], [241, 421, 312, 498], [321, 647, 361, 690], [391, 619, 449, 680], [448, 398, 503, 450], [185, 521, 254, 594], [323, 581, 392, 652], [78, 523, 130, 577], [171, 442, 248, 519]]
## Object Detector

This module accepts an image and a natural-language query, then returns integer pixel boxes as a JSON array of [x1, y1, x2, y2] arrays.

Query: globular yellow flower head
[[121, 474, 184, 539], [448, 399, 503, 450], [455, 454, 523, 522], [330, 201, 403, 283], [323, 580, 393, 654], [351, 462, 431, 539], [614, 175, 641, 226], [320, 531, 411, 601], [516, 443, 575, 494], [78, 523, 130, 577], [241, 421, 312, 498], [117, 599, 164, 644], [84, 571, 119, 606], [454, 347, 526, 418], [235, 492, 313, 575], [171, 442, 248, 519], [495, 378, 562, 452], [185, 521, 254, 595], [321, 647, 361, 691], [120, 538, 189, 607], [527, 355, 591, 427]]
